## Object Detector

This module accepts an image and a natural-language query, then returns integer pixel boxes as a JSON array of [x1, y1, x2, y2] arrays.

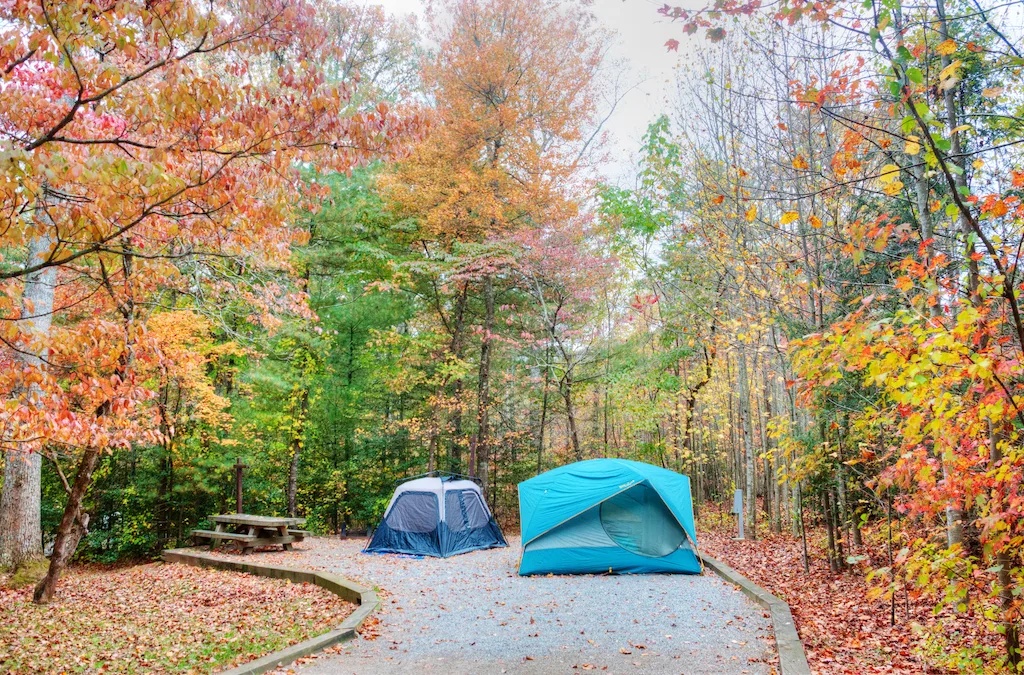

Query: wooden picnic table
[[192, 514, 309, 554]]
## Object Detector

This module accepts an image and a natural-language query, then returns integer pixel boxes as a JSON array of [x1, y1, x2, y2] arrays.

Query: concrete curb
[[161, 548, 378, 675], [700, 553, 811, 675]]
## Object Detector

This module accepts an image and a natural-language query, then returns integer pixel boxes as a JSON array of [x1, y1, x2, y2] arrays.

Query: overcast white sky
[[371, 0, 700, 185]]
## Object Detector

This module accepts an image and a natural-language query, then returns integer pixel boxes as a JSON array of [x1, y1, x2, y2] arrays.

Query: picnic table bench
[[192, 514, 307, 554]]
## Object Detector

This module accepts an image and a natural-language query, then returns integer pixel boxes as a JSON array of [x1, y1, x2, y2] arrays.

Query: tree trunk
[[451, 379, 465, 472], [603, 354, 610, 458], [823, 488, 838, 573], [832, 488, 845, 569], [738, 349, 756, 540], [475, 275, 495, 490], [287, 388, 310, 517], [536, 347, 551, 475], [762, 372, 782, 533], [427, 431, 438, 473], [34, 246, 137, 599], [911, 146, 965, 549], [156, 445, 174, 547], [837, 445, 850, 550], [940, 444, 965, 546], [448, 282, 469, 473], [768, 455, 779, 534], [755, 366, 770, 528], [0, 451, 43, 572], [34, 447, 100, 603], [155, 373, 175, 547], [727, 356, 738, 489], [563, 374, 582, 460], [990, 424, 1021, 666], [798, 481, 809, 573], [673, 359, 684, 469], [934, 0, 980, 303], [783, 462, 793, 534], [0, 230, 57, 570]]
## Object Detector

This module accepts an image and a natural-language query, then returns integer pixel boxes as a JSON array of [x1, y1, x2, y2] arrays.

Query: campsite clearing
[[211, 537, 775, 674]]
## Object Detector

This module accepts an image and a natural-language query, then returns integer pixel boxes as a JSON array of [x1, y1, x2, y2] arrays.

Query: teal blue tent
[[517, 459, 702, 575]]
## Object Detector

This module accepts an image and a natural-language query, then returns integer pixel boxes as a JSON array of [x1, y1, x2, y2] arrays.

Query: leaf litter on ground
[[0, 561, 354, 674], [700, 511, 997, 674]]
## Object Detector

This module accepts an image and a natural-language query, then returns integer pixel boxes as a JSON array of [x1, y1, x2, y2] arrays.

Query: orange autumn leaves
[[382, 0, 606, 247], [0, 0, 424, 453]]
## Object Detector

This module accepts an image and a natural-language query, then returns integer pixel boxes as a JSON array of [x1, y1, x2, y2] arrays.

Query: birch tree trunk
[[911, 160, 965, 548], [0, 230, 56, 570], [738, 348, 756, 539], [932, 0, 970, 551]]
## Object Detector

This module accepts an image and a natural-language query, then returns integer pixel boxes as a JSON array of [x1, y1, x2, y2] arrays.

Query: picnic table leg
[[280, 525, 293, 551], [242, 525, 255, 555], [211, 522, 226, 552]]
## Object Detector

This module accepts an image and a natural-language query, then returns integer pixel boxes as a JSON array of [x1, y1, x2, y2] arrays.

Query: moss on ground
[[5, 556, 48, 589]]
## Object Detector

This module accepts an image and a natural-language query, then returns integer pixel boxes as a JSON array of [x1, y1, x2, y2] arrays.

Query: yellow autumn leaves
[[723, 202, 824, 229], [879, 163, 904, 196], [709, 164, 830, 228], [938, 59, 961, 91], [780, 210, 822, 228]]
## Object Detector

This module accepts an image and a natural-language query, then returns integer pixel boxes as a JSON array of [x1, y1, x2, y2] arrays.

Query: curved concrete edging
[[161, 548, 378, 675], [700, 553, 811, 675]]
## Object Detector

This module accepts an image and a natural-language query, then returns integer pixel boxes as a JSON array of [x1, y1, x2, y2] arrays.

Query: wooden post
[[731, 489, 745, 540], [234, 457, 246, 514]]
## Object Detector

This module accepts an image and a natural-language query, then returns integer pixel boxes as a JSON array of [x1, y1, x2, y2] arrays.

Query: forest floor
[[0, 561, 354, 674], [204, 537, 775, 675], [698, 508, 997, 674]]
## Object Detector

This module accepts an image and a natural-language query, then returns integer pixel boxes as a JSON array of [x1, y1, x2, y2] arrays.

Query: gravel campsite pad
[[229, 537, 775, 674]]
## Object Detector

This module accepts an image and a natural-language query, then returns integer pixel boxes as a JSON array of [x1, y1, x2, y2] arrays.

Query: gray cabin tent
[[365, 473, 507, 557]]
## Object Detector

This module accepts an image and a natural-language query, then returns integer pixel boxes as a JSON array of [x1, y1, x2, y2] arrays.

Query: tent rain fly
[[517, 459, 702, 575]]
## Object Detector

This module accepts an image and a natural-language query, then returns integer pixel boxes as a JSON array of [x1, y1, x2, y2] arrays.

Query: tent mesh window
[[444, 490, 469, 531], [444, 489, 490, 531], [463, 491, 490, 528], [386, 492, 439, 533], [599, 483, 685, 558]]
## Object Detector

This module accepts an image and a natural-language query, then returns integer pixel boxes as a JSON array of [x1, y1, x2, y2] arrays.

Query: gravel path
[[246, 537, 774, 675]]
